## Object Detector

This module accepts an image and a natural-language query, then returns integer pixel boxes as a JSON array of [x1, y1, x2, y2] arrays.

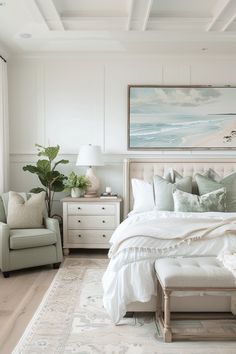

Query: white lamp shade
[[76, 145, 104, 166]]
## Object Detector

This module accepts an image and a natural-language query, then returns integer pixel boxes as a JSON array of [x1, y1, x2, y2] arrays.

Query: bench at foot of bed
[[155, 257, 236, 342]]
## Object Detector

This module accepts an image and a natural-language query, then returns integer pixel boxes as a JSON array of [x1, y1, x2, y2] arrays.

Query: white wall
[[8, 54, 236, 215]]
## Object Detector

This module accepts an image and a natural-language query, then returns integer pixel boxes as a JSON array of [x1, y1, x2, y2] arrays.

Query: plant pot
[[71, 188, 81, 198]]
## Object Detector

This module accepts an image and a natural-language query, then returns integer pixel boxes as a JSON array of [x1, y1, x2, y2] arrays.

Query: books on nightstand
[[100, 193, 118, 199]]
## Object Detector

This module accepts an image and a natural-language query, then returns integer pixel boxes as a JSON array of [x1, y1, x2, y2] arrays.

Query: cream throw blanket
[[109, 211, 236, 257]]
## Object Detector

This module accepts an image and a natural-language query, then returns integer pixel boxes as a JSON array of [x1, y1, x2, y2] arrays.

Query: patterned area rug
[[13, 258, 236, 354]]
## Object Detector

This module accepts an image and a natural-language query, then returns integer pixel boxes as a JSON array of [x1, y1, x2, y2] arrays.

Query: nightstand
[[61, 197, 122, 255]]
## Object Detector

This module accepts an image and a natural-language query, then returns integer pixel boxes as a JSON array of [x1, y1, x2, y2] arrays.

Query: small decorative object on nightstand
[[61, 197, 122, 255]]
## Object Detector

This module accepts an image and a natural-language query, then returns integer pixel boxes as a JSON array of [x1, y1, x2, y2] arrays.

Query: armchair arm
[[44, 217, 63, 262], [0, 222, 10, 271]]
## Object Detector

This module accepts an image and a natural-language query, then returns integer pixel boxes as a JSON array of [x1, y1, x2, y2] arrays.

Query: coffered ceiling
[[0, 0, 236, 54]]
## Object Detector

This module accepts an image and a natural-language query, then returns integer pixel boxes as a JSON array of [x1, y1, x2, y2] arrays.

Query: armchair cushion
[[10, 229, 57, 250], [7, 191, 46, 228]]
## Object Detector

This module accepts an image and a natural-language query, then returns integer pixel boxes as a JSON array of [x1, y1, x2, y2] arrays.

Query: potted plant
[[64, 172, 90, 197], [23, 144, 69, 217]]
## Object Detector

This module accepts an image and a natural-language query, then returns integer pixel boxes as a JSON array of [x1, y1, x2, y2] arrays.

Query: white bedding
[[102, 211, 236, 323]]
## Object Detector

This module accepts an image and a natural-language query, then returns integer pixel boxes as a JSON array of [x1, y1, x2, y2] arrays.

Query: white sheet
[[102, 211, 236, 323]]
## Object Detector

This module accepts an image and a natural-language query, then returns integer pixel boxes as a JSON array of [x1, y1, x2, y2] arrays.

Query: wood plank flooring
[[0, 250, 108, 354]]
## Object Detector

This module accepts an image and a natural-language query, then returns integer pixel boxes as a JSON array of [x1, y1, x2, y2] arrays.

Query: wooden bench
[[155, 257, 236, 342]]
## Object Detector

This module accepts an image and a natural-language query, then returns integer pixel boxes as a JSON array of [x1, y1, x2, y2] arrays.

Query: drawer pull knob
[[78, 234, 81, 238], [102, 234, 106, 238], [102, 220, 106, 223], [102, 207, 105, 210], [78, 220, 81, 223], [78, 207, 81, 210]]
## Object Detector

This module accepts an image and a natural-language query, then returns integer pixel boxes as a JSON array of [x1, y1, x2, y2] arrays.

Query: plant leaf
[[22, 165, 38, 174], [37, 159, 51, 174], [52, 159, 69, 170], [30, 187, 46, 194], [36, 145, 60, 161], [51, 180, 66, 192]]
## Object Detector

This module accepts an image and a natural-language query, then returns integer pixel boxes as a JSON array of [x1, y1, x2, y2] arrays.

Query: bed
[[102, 158, 236, 323]]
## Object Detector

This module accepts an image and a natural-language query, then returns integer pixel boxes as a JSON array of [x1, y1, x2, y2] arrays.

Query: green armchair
[[0, 194, 63, 278]]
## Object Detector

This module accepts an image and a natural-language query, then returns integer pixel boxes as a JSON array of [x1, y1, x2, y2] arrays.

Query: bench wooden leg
[[156, 280, 162, 318], [164, 290, 172, 342]]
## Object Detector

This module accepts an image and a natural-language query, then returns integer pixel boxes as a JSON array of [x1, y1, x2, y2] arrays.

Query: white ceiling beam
[[34, 0, 65, 31], [45, 0, 65, 30], [26, 0, 50, 30], [142, 0, 153, 31], [126, 0, 135, 31], [221, 12, 236, 31], [206, 0, 231, 31]]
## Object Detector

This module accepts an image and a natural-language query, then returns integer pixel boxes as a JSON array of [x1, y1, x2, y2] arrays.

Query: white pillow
[[131, 179, 155, 214], [7, 191, 46, 228]]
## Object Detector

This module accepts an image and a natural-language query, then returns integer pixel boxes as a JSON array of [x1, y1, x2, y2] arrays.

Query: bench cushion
[[155, 257, 236, 288]]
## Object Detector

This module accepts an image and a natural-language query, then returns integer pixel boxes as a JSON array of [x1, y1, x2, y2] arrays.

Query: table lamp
[[76, 144, 104, 197]]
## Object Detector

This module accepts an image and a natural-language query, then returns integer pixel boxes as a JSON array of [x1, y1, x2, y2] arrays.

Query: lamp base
[[84, 192, 98, 198], [85, 167, 100, 197]]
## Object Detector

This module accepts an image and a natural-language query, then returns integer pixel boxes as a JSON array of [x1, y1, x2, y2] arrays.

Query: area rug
[[13, 258, 236, 354]]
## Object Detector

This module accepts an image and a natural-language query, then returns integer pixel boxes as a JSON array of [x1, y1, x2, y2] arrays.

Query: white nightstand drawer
[[68, 215, 115, 229], [68, 230, 113, 244], [67, 203, 115, 215]]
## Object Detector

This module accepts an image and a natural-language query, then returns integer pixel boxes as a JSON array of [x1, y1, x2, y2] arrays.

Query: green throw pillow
[[163, 168, 183, 183], [173, 188, 226, 212], [164, 168, 200, 194], [153, 174, 192, 211], [195, 172, 236, 212]]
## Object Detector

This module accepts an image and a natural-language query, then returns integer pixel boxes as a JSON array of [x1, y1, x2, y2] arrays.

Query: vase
[[71, 188, 80, 198]]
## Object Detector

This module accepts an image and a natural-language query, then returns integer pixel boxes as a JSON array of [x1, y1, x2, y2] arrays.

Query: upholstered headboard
[[123, 158, 236, 218]]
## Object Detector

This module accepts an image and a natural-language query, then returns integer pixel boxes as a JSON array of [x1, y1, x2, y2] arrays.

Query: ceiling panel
[[52, 0, 128, 17], [151, 0, 219, 17]]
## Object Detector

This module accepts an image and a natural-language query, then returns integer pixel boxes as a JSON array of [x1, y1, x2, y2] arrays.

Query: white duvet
[[102, 210, 236, 323]]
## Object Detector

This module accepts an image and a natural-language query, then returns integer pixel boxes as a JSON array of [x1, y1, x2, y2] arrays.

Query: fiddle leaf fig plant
[[23, 144, 69, 217]]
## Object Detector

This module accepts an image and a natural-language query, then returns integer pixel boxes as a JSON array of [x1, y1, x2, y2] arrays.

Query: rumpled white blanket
[[103, 211, 236, 323], [109, 210, 236, 257]]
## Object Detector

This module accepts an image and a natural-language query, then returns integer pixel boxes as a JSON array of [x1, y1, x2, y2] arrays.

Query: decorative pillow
[[204, 168, 222, 183], [164, 168, 199, 194], [2, 192, 28, 217], [163, 168, 183, 183], [173, 188, 226, 212], [153, 175, 192, 211], [195, 172, 236, 212], [131, 179, 155, 214], [7, 191, 46, 228]]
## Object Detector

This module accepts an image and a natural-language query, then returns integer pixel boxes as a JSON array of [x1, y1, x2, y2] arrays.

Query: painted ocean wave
[[130, 114, 236, 148]]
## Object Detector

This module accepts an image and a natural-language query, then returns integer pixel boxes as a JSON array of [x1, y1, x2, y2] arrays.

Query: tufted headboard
[[123, 158, 236, 218]]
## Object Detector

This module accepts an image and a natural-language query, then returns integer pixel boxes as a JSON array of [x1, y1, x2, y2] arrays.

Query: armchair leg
[[53, 263, 61, 269], [3, 271, 10, 278]]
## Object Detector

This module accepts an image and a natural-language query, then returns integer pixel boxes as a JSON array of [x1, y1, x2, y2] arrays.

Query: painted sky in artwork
[[130, 87, 236, 121]]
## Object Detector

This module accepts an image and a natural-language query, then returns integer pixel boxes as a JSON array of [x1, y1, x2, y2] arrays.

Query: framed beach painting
[[128, 85, 236, 150]]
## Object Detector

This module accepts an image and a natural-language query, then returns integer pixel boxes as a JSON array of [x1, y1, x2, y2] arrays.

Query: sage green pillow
[[195, 172, 236, 212], [153, 175, 192, 211], [164, 168, 200, 194], [173, 188, 226, 212], [163, 168, 183, 183]]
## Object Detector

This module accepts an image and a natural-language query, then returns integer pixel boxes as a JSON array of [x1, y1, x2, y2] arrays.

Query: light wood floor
[[0, 250, 108, 354]]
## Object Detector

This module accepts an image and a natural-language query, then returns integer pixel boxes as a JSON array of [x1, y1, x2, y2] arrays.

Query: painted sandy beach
[[129, 87, 236, 149]]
